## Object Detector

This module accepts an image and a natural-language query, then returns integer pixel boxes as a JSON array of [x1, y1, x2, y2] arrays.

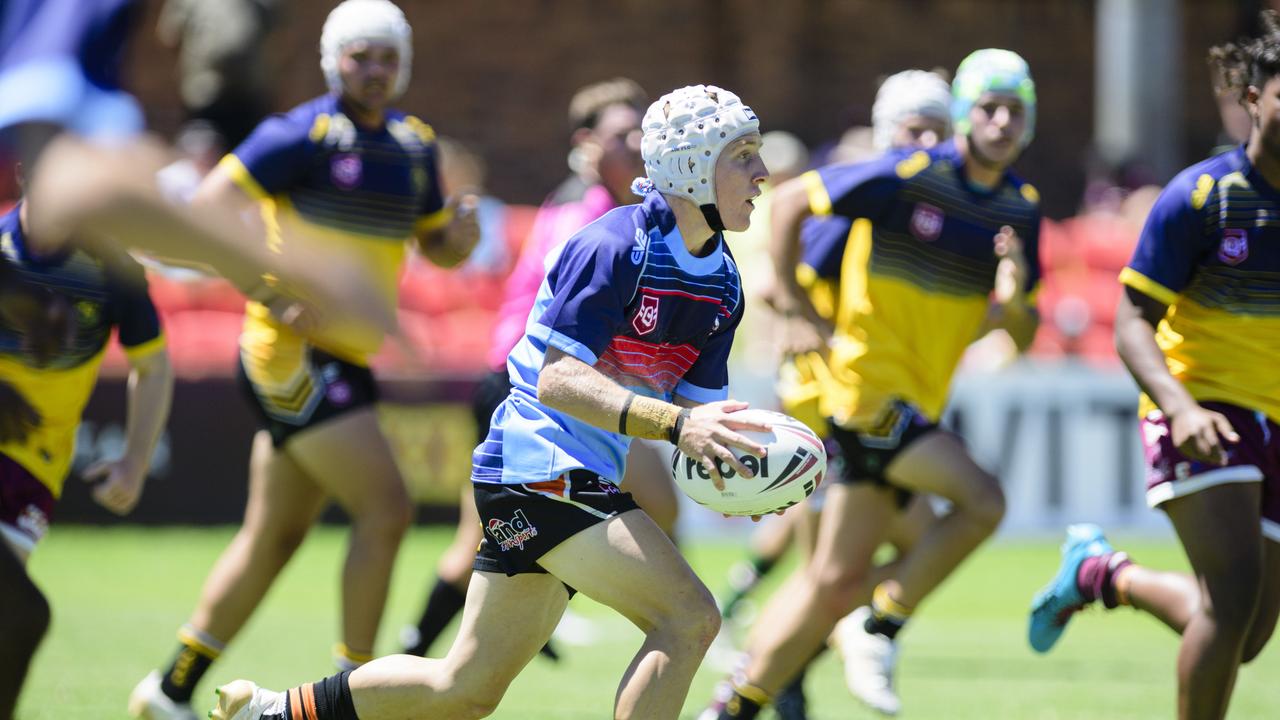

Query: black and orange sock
[[275, 671, 359, 720], [865, 584, 913, 640], [159, 624, 224, 703]]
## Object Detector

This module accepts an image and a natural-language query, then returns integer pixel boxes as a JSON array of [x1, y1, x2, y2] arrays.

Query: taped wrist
[[619, 394, 684, 442]]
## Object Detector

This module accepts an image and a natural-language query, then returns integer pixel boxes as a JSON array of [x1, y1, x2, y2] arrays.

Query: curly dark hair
[[1210, 9, 1280, 103]]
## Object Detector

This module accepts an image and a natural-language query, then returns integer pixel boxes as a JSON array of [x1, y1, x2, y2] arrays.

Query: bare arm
[[976, 226, 1039, 352], [414, 195, 480, 268], [767, 175, 833, 355], [1114, 286, 1237, 464], [83, 349, 174, 515], [537, 347, 769, 487]]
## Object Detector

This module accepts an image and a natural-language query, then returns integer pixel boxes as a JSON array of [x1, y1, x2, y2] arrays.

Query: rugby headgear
[[871, 70, 953, 151], [639, 85, 759, 232], [951, 48, 1036, 147], [320, 0, 413, 98]]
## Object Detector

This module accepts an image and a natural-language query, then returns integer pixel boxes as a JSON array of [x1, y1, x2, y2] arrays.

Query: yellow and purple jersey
[[224, 93, 449, 383], [789, 140, 1042, 430], [0, 204, 163, 495], [1121, 146, 1280, 422]]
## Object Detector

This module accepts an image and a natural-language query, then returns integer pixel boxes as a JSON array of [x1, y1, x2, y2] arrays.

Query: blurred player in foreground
[[0, 172, 173, 719], [1029, 14, 1280, 720], [209, 83, 769, 720], [129, 1, 479, 717], [708, 50, 1041, 719], [400, 78, 651, 660]]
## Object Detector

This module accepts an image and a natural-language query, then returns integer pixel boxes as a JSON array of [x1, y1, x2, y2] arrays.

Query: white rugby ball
[[670, 409, 827, 516]]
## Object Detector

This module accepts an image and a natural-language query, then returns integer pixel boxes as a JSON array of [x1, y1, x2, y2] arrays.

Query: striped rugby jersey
[[792, 139, 1042, 429], [472, 190, 743, 485], [1122, 145, 1280, 422]]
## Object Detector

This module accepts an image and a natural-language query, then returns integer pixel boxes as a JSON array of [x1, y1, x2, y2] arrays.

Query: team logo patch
[[631, 228, 649, 265], [330, 153, 363, 190], [1218, 229, 1248, 265], [909, 202, 944, 242], [487, 509, 538, 551], [326, 380, 352, 405], [632, 293, 660, 335]]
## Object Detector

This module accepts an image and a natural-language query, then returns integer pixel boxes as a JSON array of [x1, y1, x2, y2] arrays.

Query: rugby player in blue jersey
[[0, 173, 173, 719], [128, 2, 480, 718], [708, 50, 1041, 719], [208, 83, 769, 720], [1029, 15, 1280, 719]]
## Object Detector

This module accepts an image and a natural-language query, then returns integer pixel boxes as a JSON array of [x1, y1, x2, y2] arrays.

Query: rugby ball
[[670, 409, 826, 516]]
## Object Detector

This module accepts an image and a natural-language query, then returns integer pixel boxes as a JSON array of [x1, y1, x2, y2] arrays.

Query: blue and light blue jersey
[[0, 0, 143, 139], [472, 190, 744, 485]]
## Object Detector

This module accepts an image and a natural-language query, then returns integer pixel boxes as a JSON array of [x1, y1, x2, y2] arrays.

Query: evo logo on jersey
[[330, 153, 363, 190], [488, 509, 538, 551], [632, 294, 660, 335], [909, 202, 944, 242], [1218, 229, 1248, 265], [631, 228, 649, 265]]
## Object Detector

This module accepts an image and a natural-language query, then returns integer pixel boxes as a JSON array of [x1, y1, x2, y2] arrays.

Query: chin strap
[[699, 204, 726, 233]]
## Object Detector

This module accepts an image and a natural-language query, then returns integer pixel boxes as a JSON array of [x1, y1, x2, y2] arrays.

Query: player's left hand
[[443, 194, 481, 261], [993, 225, 1029, 305], [82, 457, 147, 515]]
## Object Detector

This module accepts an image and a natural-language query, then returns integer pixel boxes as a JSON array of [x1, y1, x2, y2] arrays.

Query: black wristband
[[668, 407, 691, 445], [619, 392, 635, 435]]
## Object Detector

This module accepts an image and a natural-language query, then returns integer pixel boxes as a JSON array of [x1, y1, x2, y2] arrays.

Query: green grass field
[[19, 526, 1280, 719]]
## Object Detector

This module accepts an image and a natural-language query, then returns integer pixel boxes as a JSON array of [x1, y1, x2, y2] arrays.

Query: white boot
[[833, 606, 901, 716]]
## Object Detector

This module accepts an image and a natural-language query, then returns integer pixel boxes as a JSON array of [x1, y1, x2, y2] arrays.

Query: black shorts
[[471, 370, 512, 446], [827, 400, 938, 508], [236, 347, 379, 448], [473, 469, 639, 576]]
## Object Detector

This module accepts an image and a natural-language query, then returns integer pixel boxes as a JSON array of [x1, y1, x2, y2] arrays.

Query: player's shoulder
[[387, 110, 438, 148], [563, 202, 648, 259], [999, 167, 1043, 211], [1156, 147, 1244, 216]]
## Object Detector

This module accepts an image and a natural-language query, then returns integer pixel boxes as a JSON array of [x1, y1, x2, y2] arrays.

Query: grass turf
[[18, 525, 1280, 719]]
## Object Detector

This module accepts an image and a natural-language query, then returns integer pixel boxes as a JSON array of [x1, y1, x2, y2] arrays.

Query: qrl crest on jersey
[[330, 153, 363, 190], [1218, 228, 1248, 265], [909, 202, 944, 242], [632, 294, 660, 335]]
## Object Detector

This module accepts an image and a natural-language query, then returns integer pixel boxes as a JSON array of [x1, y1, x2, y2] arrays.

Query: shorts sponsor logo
[[330, 153, 363, 190], [488, 509, 538, 551], [632, 294, 660, 336], [17, 504, 48, 543], [1218, 229, 1248, 265], [326, 380, 352, 405], [909, 202, 944, 242]]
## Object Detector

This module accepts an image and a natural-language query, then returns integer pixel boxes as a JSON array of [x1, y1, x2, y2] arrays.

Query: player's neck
[[956, 135, 1006, 190], [340, 96, 387, 130], [668, 196, 719, 257], [1246, 135, 1280, 193]]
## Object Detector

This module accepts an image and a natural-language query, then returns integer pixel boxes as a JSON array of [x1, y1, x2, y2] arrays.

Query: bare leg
[[1162, 483, 1264, 720], [188, 431, 326, 641], [539, 510, 721, 719], [622, 440, 679, 539], [437, 485, 483, 589], [286, 408, 413, 657], [348, 571, 569, 720], [1116, 564, 1201, 633], [878, 432, 1005, 607], [0, 542, 47, 719], [740, 483, 897, 694], [1242, 539, 1280, 663]]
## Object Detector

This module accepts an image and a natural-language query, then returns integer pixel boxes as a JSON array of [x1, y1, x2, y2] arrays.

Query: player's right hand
[[0, 381, 40, 443], [779, 311, 833, 357], [1168, 404, 1239, 466], [676, 400, 771, 491]]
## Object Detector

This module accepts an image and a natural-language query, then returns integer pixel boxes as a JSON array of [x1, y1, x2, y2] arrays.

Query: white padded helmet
[[640, 85, 759, 229], [320, 0, 413, 98], [871, 70, 952, 151]]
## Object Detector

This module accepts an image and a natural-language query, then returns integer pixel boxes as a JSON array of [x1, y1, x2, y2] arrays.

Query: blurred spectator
[[157, 0, 279, 147], [549, 77, 648, 205]]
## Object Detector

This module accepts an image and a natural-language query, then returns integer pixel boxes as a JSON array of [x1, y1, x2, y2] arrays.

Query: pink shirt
[[487, 183, 618, 370]]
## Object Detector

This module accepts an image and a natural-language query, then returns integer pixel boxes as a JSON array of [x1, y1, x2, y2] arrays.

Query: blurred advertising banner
[[56, 377, 478, 525]]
